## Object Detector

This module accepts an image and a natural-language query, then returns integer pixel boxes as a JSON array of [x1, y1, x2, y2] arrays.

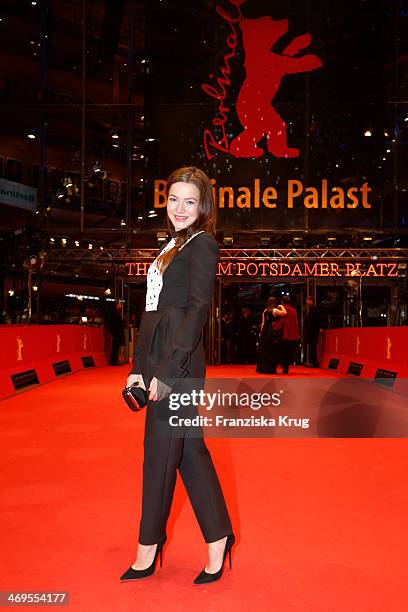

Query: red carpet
[[1, 365, 407, 611]]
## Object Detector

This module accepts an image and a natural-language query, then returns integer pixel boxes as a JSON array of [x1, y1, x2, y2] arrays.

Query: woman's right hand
[[126, 373, 146, 390]]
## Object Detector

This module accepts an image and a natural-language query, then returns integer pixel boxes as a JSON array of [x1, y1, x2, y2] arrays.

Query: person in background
[[106, 301, 125, 365], [237, 307, 255, 364], [256, 297, 287, 374], [280, 295, 300, 374], [304, 296, 321, 367], [221, 311, 233, 364]]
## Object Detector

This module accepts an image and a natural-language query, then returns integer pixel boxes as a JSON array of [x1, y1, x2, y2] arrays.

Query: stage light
[[100, 246, 104, 250], [56, 189, 64, 199], [92, 161, 101, 173], [121, 220, 126, 227], [386, 149, 391, 153], [364, 129, 372, 137], [104, 288, 112, 296], [33, 284, 38, 292], [112, 143, 119, 148], [8, 290, 14, 297], [61, 238, 67, 246], [81, 316, 88, 322], [49, 237, 55, 243], [27, 129, 36, 139], [146, 137, 155, 142], [223, 234, 233, 246], [157, 231, 167, 245], [260, 236, 270, 247], [363, 236, 373, 241], [88, 243, 93, 249], [64, 176, 73, 188], [74, 240, 80, 247], [112, 131, 119, 139]]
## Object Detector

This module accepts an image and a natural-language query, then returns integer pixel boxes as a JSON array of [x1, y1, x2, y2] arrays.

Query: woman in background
[[256, 296, 286, 374]]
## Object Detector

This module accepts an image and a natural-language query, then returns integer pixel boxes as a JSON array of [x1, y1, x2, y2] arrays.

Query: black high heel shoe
[[193, 533, 235, 585], [120, 535, 167, 582]]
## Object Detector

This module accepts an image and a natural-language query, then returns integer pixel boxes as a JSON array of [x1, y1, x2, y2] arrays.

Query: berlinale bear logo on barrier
[[201, 0, 323, 160]]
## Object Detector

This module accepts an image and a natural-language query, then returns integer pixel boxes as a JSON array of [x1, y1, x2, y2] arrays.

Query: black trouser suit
[[129, 232, 233, 545]]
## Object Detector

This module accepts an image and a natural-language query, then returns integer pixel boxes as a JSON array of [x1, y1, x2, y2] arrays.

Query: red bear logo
[[230, 17, 323, 158]]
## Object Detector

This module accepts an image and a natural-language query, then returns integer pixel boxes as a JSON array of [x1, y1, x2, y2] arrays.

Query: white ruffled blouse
[[145, 230, 205, 311]]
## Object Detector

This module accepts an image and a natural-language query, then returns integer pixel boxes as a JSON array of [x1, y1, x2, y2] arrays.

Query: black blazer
[[130, 231, 220, 389]]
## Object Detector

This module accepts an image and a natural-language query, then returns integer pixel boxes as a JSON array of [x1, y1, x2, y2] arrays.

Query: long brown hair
[[156, 166, 217, 274]]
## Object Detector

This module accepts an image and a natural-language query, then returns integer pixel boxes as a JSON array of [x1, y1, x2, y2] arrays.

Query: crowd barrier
[[321, 326, 408, 392], [0, 324, 111, 400]]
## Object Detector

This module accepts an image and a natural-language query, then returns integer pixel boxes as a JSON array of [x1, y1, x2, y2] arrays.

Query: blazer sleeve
[[152, 232, 220, 389]]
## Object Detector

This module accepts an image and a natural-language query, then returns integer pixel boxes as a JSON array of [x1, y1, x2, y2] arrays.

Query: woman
[[120, 166, 235, 585], [256, 297, 286, 374]]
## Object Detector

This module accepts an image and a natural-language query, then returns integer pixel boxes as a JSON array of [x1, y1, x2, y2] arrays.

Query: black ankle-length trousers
[[136, 306, 233, 545]]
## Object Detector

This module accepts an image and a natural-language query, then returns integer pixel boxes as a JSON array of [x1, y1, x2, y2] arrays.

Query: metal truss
[[45, 247, 408, 263]]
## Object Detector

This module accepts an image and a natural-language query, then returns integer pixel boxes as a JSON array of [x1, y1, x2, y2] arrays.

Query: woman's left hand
[[148, 376, 172, 401]]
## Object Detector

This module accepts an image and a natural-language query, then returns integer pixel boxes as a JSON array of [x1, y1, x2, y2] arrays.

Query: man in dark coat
[[304, 297, 321, 367], [107, 302, 125, 365]]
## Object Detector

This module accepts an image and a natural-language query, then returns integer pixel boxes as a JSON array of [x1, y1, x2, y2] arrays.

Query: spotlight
[[8, 289, 14, 297], [363, 236, 373, 242], [112, 131, 119, 139], [74, 240, 80, 247], [33, 284, 38, 292], [64, 176, 73, 188], [27, 129, 36, 139], [49, 237, 55, 243], [56, 189, 64, 199], [88, 243, 93, 249], [104, 288, 112, 296], [121, 219, 126, 227], [364, 129, 372, 137], [157, 231, 167, 245]]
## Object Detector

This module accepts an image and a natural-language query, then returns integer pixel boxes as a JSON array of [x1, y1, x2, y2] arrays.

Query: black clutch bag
[[122, 382, 148, 412]]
